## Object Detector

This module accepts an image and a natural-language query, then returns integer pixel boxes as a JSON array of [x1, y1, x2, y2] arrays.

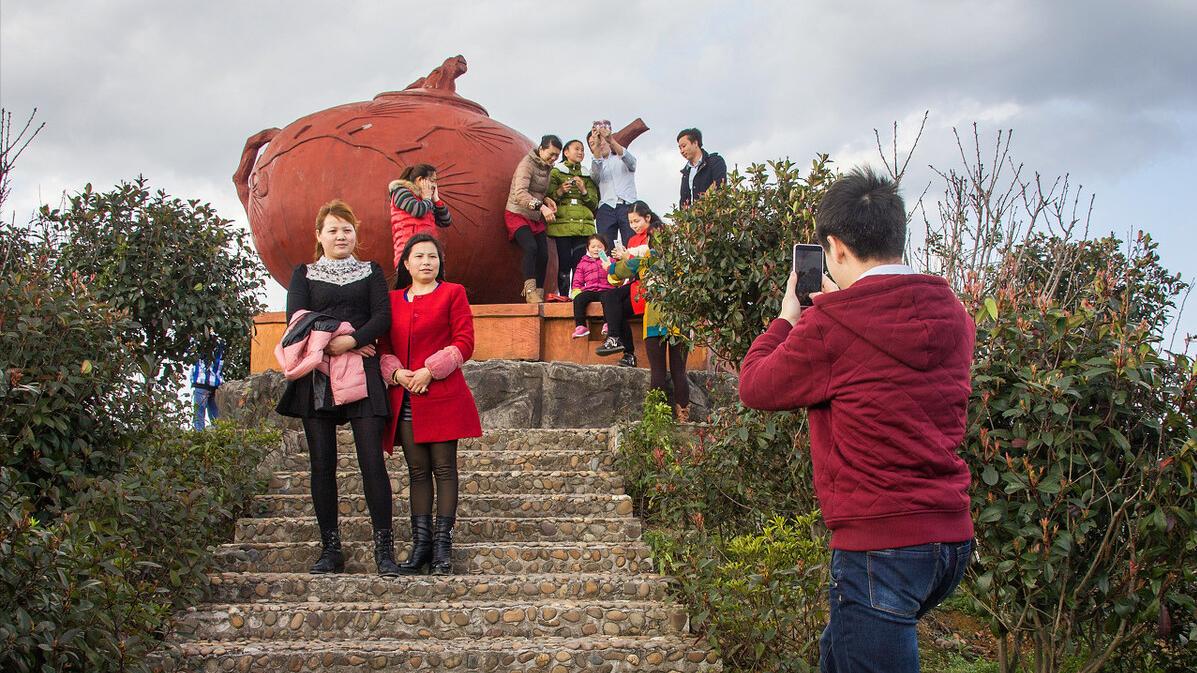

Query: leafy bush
[[618, 392, 828, 672], [0, 422, 278, 673], [960, 233, 1196, 673], [36, 177, 267, 385], [652, 157, 833, 364], [649, 515, 829, 673], [0, 231, 158, 511], [619, 390, 817, 536]]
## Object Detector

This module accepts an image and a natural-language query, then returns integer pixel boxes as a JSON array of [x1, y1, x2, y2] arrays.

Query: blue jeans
[[596, 203, 632, 248], [820, 540, 973, 673], [192, 387, 219, 431]]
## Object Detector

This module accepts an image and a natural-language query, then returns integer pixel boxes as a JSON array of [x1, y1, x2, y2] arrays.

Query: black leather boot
[[373, 528, 403, 577], [397, 515, 433, 576], [309, 529, 345, 574], [431, 515, 455, 576]]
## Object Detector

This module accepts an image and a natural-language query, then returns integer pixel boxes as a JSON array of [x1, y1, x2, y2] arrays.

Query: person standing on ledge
[[545, 139, 599, 303], [589, 121, 638, 247], [738, 168, 975, 673], [505, 135, 562, 303], [677, 127, 727, 208]]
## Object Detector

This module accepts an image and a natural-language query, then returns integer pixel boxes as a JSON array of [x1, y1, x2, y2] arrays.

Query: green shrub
[[618, 391, 829, 671], [960, 233, 1197, 673], [648, 515, 829, 672], [619, 391, 818, 536], [35, 177, 267, 385], [0, 230, 158, 511], [652, 156, 833, 364], [0, 422, 278, 672]]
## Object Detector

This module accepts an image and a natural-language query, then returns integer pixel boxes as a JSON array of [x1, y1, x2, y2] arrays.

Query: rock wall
[[218, 361, 738, 431]]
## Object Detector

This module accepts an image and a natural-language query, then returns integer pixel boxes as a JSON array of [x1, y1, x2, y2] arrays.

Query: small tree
[[36, 177, 267, 386], [650, 156, 834, 365]]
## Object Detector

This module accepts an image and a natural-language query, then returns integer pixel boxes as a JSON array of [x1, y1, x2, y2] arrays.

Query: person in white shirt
[[589, 123, 638, 247]]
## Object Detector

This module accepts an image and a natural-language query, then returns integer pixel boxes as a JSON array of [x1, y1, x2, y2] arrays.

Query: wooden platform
[[251, 304, 707, 373]]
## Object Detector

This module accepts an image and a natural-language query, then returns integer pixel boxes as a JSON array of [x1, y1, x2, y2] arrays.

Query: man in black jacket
[[677, 128, 727, 207]]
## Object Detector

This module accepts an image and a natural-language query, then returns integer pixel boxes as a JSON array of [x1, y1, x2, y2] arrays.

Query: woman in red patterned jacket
[[380, 233, 482, 575]]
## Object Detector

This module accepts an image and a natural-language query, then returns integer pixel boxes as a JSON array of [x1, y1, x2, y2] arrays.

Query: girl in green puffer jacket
[[544, 139, 600, 302]]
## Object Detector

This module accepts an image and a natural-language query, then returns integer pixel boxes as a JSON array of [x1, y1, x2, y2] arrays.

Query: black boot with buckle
[[397, 514, 434, 575], [309, 528, 345, 574], [430, 515, 456, 576]]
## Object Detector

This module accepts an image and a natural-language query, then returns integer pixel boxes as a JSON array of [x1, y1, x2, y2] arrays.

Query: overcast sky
[[2, 0, 1194, 344]]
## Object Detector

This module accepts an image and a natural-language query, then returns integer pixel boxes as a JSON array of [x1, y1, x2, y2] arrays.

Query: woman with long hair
[[505, 134, 562, 303], [380, 233, 482, 575], [276, 199, 401, 576], [596, 201, 691, 420]]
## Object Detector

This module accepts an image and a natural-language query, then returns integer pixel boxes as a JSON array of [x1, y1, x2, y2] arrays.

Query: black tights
[[645, 336, 690, 406], [513, 226, 547, 285], [398, 421, 459, 518], [303, 415, 392, 531], [552, 235, 589, 296]]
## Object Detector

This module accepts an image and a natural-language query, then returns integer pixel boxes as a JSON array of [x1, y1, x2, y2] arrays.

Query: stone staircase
[[154, 427, 721, 672]]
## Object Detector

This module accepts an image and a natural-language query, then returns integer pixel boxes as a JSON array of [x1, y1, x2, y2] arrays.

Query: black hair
[[539, 134, 563, 151], [587, 233, 610, 250], [399, 163, 436, 182], [814, 167, 906, 261], [628, 200, 662, 236], [563, 139, 584, 154], [676, 128, 703, 147], [393, 233, 447, 289], [586, 129, 598, 143]]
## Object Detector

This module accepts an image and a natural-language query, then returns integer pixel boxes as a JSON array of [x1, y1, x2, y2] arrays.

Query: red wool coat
[[380, 282, 482, 448]]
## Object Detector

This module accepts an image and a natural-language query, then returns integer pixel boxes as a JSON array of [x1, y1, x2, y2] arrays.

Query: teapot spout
[[612, 118, 649, 148]]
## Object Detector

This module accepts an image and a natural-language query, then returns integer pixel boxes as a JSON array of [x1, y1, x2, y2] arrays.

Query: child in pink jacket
[[569, 234, 618, 338]]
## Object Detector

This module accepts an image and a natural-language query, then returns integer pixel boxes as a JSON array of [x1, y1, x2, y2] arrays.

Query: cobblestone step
[[173, 600, 689, 641], [267, 470, 624, 496], [278, 449, 617, 473], [296, 428, 613, 455], [235, 516, 641, 544], [251, 493, 635, 519], [213, 542, 654, 575], [203, 572, 672, 604], [152, 635, 721, 672]]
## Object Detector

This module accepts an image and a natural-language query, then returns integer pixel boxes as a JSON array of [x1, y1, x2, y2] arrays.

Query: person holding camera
[[544, 139, 599, 302], [589, 121, 637, 248], [738, 168, 975, 672]]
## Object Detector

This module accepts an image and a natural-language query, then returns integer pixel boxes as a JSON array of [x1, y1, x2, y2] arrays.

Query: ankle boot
[[309, 528, 345, 574], [431, 515, 456, 575], [373, 528, 403, 577], [522, 279, 538, 304], [397, 515, 433, 576]]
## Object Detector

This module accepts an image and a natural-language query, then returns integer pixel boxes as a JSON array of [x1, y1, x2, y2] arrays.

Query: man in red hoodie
[[739, 167, 976, 672]]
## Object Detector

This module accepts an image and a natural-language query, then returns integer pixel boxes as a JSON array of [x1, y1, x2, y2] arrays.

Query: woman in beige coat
[[504, 135, 562, 303]]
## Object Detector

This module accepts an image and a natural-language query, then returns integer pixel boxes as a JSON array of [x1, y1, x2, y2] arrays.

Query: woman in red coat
[[380, 233, 482, 575]]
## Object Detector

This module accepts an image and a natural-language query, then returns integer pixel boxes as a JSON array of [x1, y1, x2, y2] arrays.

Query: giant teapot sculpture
[[234, 55, 646, 304]]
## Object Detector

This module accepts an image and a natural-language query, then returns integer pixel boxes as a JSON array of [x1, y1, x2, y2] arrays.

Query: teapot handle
[[612, 118, 649, 149], [232, 127, 281, 211]]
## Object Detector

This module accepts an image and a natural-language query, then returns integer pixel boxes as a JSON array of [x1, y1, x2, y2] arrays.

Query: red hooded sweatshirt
[[739, 273, 975, 551]]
